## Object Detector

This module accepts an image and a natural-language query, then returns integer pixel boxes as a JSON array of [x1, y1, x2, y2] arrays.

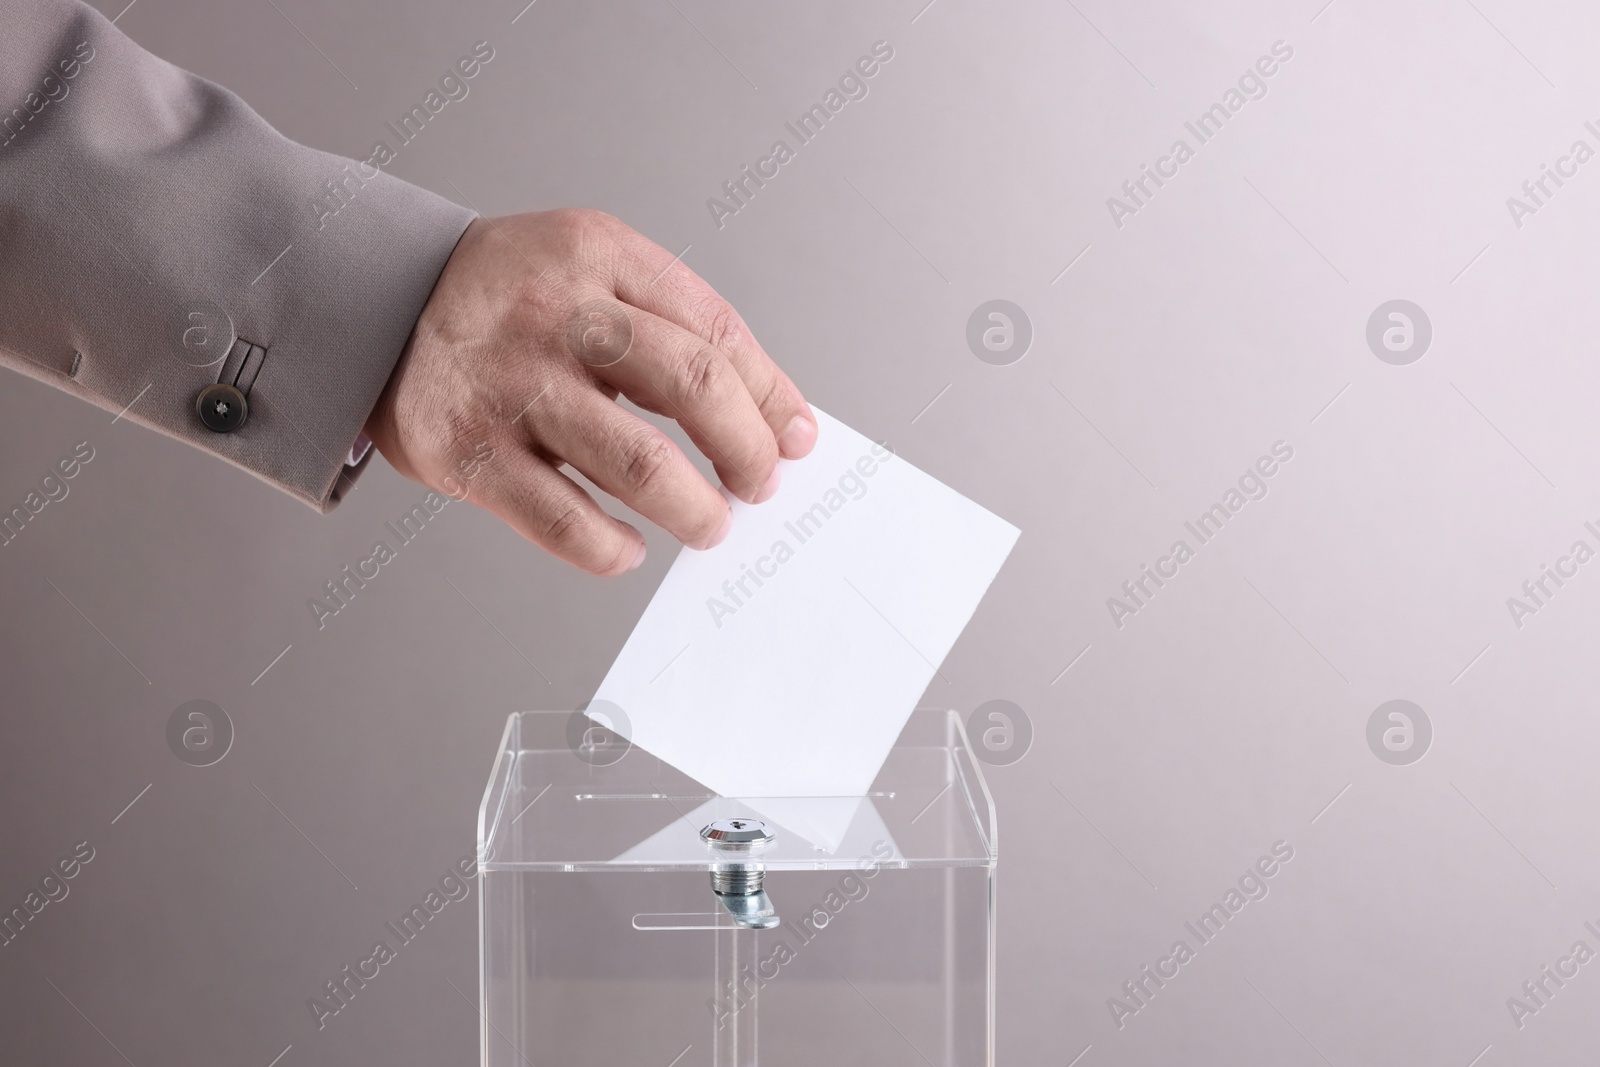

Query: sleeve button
[[196, 382, 248, 432]]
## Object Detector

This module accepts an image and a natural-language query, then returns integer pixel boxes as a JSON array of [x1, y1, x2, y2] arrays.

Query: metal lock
[[700, 818, 779, 930]]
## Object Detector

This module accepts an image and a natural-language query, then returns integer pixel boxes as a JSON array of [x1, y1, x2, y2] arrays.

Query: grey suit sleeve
[[0, 0, 476, 510]]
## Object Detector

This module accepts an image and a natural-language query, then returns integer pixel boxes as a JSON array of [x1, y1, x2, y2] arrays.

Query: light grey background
[[4, 0, 1598, 1063]]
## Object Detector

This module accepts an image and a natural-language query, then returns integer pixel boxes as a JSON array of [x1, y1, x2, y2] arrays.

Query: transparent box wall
[[476, 709, 997, 1067]]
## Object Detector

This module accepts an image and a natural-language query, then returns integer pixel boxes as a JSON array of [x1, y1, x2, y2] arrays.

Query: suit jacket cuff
[[0, 0, 477, 511]]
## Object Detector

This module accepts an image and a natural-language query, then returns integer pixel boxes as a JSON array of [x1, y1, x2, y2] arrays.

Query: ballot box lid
[[476, 708, 997, 873]]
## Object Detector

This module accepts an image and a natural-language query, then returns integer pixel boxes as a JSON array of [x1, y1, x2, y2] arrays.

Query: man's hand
[[364, 209, 818, 576]]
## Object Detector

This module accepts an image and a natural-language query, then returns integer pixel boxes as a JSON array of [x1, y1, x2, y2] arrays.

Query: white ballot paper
[[592, 407, 1018, 825]]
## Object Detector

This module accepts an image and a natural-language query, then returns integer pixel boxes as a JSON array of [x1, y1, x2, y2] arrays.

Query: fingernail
[[778, 415, 817, 458], [754, 466, 782, 504], [629, 541, 647, 571], [704, 508, 733, 550]]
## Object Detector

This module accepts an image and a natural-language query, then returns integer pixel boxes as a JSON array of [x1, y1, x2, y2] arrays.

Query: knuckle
[[619, 432, 678, 498], [540, 500, 594, 555], [548, 206, 593, 232], [545, 209, 625, 289], [435, 410, 492, 470], [551, 207, 619, 246], [565, 298, 633, 368], [512, 266, 560, 312], [752, 374, 793, 421], [678, 346, 729, 407], [701, 300, 746, 353]]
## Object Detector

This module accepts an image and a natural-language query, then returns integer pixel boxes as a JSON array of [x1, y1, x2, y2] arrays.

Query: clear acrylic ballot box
[[476, 708, 997, 1067]]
